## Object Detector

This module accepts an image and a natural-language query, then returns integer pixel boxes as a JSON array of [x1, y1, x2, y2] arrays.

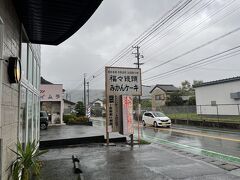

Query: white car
[[142, 111, 171, 128]]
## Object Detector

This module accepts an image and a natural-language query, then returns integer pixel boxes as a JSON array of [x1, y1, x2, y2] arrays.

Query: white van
[[142, 111, 171, 128]]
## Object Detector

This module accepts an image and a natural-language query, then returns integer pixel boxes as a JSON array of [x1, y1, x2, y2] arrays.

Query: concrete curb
[[40, 136, 127, 149]]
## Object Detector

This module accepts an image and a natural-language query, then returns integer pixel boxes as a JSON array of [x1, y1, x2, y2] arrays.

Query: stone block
[[11, 90, 18, 107], [219, 164, 239, 171], [2, 84, 11, 106]]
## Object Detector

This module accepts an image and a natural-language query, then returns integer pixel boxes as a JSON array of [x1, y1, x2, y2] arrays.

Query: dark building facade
[[0, 0, 102, 179]]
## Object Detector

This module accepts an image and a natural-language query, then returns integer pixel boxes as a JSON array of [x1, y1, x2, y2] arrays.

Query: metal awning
[[14, 0, 102, 45]]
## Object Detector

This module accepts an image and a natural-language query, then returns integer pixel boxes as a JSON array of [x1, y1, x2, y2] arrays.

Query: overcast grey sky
[[41, 0, 240, 91]]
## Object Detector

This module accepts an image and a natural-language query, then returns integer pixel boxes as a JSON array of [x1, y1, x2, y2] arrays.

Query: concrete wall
[[195, 81, 240, 115], [151, 87, 167, 110], [0, 0, 21, 178], [41, 101, 62, 123], [64, 101, 75, 115]]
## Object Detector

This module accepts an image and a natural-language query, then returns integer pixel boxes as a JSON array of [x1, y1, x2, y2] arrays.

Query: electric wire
[[143, 25, 240, 74], [143, 45, 240, 82]]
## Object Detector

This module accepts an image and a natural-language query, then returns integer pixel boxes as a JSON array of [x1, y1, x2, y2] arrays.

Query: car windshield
[[152, 112, 166, 117]]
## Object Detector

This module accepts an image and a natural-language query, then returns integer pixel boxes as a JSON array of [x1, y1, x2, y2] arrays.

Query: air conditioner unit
[[230, 92, 240, 99]]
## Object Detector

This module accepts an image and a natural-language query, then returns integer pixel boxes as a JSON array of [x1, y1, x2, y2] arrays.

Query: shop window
[[20, 86, 27, 147], [21, 43, 28, 79], [33, 58, 36, 88], [37, 97, 40, 141], [21, 34, 28, 79], [28, 48, 33, 85], [33, 95, 38, 141], [27, 91, 33, 142], [0, 18, 3, 59], [36, 65, 40, 90]]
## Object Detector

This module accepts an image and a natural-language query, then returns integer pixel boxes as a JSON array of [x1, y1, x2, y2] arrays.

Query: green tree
[[141, 99, 152, 109], [133, 96, 138, 110], [193, 80, 203, 87], [133, 97, 152, 110], [180, 80, 192, 96], [75, 101, 85, 116], [188, 96, 196, 105], [166, 92, 184, 106], [179, 80, 203, 96]]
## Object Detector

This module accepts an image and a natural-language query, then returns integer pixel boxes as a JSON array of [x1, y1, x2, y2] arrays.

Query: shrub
[[66, 116, 89, 124], [63, 114, 76, 123], [68, 118, 76, 124], [11, 140, 47, 180], [75, 116, 89, 122]]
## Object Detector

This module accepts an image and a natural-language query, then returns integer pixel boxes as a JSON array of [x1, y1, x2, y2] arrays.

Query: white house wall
[[195, 81, 240, 115]]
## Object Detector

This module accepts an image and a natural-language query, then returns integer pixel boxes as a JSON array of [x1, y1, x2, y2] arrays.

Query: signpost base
[[106, 132, 109, 146], [130, 134, 134, 147]]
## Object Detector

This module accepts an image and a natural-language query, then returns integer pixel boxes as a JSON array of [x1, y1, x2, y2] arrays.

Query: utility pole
[[83, 73, 87, 116], [87, 82, 90, 106], [132, 46, 144, 146]]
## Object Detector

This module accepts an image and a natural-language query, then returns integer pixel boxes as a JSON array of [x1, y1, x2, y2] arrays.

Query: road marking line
[[138, 134, 240, 165], [172, 126, 240, 135], [145, 126, 240, 142]]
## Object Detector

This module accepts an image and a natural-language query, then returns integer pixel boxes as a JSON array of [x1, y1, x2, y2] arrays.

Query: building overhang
[[14, 0, 102, 45]]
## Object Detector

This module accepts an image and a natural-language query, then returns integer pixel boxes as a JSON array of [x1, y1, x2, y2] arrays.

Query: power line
[[141, 0, 238, 65], [140, 0, 214, 48], [87, 0, 192, 82], [143, 44, 240, 82], [143, 25, 240, 74], [144, 51, 240, 82]]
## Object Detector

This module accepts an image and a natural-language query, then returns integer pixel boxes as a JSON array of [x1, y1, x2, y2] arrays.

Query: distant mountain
[[66, 89, 104, 103]]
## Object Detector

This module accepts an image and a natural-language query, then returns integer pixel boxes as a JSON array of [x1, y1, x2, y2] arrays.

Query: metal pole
[[200, 105, 203, 126], [87, 82, 90, 106], [83, 73, 86, 116], [133, 46, 144, 145], [137, 46, 140, 145], [216, 105, 220, 128], [237, 104, 240, 128]]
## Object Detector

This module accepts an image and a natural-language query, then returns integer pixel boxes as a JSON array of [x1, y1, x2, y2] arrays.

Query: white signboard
[[105, 67, 142, 96], [107, 95, 120, 132], [40, 84, 63, 101]]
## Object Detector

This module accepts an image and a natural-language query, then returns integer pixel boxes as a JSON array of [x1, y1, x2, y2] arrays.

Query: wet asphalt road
[[139, 124, 240, 158], [92, 118, 240, 160]]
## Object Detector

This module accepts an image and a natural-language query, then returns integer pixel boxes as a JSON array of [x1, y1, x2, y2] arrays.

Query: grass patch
[[139, 139, 151, 144], [167, 113, 240, 124]]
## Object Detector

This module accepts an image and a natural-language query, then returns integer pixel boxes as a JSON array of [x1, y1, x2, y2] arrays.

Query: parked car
[[40, 111, 49, 130], [142, 111, 171, 128]]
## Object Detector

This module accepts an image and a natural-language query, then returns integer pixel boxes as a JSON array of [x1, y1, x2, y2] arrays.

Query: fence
[[138, 104, 240, 128]]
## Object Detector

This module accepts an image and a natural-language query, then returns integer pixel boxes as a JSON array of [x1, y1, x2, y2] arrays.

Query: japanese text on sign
[[106, 67, 142, 96]]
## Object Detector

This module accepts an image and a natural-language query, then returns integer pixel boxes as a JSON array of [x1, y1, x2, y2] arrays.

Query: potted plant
[[11, 140, 47, 180]]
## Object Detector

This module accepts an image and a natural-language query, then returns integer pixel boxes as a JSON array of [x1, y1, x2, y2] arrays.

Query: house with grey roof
[[141, 85, 155, 100], [150, 84, 179, 110], [194, 76, 240, 115]]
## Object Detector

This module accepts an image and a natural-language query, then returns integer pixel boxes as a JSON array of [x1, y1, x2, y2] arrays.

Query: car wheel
[[40, 123, 47, 130], [154, 121, 157, 128], [142, 120, 146, 127]]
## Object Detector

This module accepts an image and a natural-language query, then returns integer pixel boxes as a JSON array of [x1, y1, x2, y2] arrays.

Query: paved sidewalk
[[40, 124, 125, 141], [40, 144, 240, 180]]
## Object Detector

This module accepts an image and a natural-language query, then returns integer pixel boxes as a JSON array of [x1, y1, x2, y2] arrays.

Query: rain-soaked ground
[[92, 117, 240, 161], [39, 118, 240, 179], [40, 144, 240, 180]]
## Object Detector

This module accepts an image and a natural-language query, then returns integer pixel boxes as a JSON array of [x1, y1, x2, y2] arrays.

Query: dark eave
[[14, 0, 102, 45]]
